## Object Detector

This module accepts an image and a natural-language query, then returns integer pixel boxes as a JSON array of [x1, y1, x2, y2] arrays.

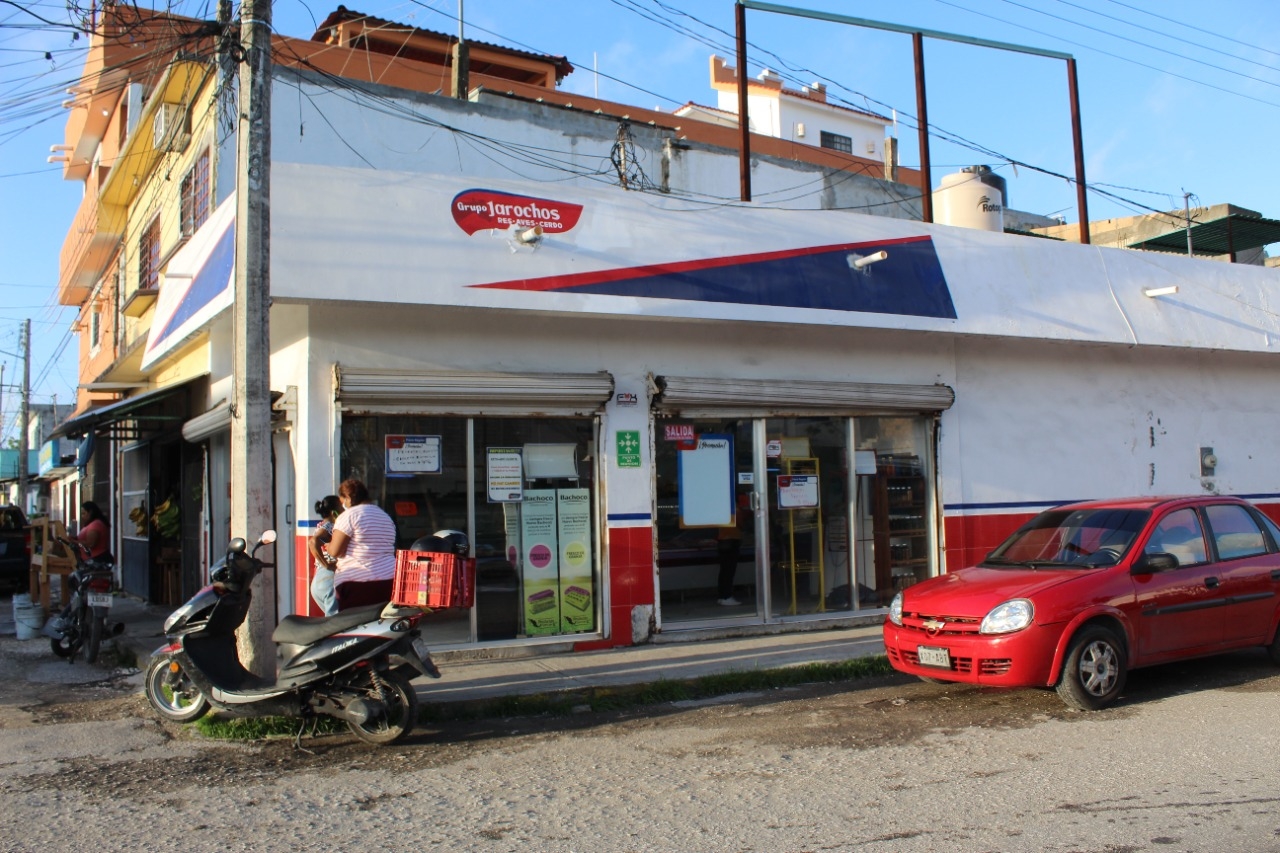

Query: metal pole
[[1183, 192, 1193, 256], [233, 0, 276, 674], [18, 320, 29, 514], [1067, 58, 1090, 244], [913, 33, 932, 223], [736, 1, 752, 203]]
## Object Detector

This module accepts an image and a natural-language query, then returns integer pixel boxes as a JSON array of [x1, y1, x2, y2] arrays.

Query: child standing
[[308, 495, 342, 615]]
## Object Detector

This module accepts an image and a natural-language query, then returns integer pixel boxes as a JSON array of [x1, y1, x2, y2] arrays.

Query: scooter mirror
[[259, 529, 278, 546]]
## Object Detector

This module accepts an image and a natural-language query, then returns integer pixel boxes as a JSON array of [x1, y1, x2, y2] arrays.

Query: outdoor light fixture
[[1143, 285, 1179, 298], [507, 224, 544, 253], [847, 250, 888, 272]]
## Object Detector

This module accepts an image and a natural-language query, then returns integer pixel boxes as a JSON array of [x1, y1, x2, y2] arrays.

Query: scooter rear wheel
[[144, 655, 210, 723], [85, 614, 103, 664], [347, 669, 418, 745]]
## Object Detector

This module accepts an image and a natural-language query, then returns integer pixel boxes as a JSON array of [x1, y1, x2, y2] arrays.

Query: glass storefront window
[[854, 417, 934, 607], [340, 415, 598, 645], [656, 413, 936, 627]]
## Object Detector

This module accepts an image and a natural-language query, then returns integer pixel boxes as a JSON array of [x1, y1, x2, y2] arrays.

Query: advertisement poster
[[385, 435, 441, 475], [487, 447, 524, 503], [677, 433, 734, 527], [556, 488, 594, 633], [777, 474, 820, 509], [520, 489, 560, 635]]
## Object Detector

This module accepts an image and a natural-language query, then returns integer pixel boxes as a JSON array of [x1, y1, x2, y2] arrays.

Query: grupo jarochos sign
[[451, 189, 584, 236]]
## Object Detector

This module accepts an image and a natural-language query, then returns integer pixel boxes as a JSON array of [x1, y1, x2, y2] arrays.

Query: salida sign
[[452, 189, 584, 236]]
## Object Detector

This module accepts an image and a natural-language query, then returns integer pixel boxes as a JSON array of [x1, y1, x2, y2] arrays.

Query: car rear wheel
[[1056, 625, 1126, 711], [1267, 624, 1280, 666]]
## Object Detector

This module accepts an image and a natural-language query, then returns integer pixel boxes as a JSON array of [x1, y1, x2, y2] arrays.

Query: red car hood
[[902, 566, 1080, 618]]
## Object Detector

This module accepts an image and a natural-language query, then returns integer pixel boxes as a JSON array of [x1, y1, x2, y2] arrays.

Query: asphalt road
[[1, 611, 1278, 852]]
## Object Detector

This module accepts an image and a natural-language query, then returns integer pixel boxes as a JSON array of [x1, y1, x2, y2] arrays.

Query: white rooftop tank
[[933, 165, 1005, 232]]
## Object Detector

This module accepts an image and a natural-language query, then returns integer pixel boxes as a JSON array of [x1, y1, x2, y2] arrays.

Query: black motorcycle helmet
[[409, 529, 470, 557]]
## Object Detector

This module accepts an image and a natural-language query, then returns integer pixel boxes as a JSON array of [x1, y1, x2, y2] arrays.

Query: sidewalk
[[96, 595, 889, 708]]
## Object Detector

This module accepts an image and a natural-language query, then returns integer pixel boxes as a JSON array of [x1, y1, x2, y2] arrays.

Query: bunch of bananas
[[151, 496, 180, 540], [128, 504, 148, 537]]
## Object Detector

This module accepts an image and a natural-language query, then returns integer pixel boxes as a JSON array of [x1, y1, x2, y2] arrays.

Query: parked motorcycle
[[143, 530, 446, 746], [44, 538, 119, 664]]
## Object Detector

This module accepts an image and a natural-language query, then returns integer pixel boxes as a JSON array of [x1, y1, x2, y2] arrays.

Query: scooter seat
[[272, 603, 387, 645]]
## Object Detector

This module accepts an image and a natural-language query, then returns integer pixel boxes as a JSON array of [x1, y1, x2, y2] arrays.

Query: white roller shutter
[[182, 399, 231, 442], [652, 375, 954, 417], [336, 366, 614, 416]]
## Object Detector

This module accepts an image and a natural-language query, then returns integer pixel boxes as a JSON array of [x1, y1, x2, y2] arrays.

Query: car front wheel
[[1056, 625, 1126, 711]]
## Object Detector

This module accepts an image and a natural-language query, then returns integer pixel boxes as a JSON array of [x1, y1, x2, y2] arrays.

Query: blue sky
[[1, 0, 1276, 440]]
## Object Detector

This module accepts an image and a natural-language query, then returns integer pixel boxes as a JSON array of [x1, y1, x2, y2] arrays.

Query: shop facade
[[125, 70, 1280, 653]]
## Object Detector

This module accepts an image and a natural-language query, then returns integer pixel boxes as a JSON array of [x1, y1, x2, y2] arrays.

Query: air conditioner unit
[[152, 103, 184, 151]]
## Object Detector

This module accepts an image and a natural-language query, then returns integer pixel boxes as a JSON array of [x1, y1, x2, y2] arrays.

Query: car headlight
[[888, 591, 903, 626], [980, 599, 1034, 634]]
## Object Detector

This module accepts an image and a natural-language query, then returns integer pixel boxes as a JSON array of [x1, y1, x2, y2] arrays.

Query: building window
[[820, 131, 852, 154], [139, 217, 162, 291], [180, 150, 211, 237], [89, 308, 101, 352]]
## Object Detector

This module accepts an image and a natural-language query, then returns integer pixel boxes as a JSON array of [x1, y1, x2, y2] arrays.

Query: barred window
[[180, 149, 211, 237], [139, 217, 162, 291], [819, 131, 852, 154]]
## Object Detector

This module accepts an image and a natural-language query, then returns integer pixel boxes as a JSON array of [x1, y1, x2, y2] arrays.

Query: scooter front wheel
[[144, 655, 210, 723], [347, 669, 418, 746]]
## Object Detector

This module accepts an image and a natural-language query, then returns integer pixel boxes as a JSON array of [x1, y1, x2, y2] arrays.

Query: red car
[[883, 496, 1280, 710]]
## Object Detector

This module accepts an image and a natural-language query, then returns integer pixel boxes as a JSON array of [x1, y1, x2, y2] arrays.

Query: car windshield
[[983, 507, 1151, 568]]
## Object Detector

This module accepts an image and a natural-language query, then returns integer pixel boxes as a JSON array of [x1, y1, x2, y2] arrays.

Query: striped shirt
[[333, 503, 397, 585]]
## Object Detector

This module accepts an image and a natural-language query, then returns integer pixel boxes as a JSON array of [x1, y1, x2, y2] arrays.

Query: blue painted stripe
[[475, 237, 956, 320], [607, 512, 652, 521]]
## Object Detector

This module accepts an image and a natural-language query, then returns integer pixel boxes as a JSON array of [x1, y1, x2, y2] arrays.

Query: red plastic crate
[[392, 550, 475, 609]]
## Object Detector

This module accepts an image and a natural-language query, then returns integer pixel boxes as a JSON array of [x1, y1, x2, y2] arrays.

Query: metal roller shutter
[[652, 374, 954, 417], [182, 400, 231, 442], [335, 366, 615, 416]]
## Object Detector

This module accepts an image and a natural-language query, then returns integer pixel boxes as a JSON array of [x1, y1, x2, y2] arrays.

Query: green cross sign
[[616, 430, 642, 468]]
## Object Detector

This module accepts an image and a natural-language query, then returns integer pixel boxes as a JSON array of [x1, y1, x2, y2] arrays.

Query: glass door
[[654, 417, 756, 625], [763, 417, 854, 619]]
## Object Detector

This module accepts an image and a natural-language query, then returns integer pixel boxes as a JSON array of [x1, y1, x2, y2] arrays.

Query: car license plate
[[917, 645, 951, 668], [88, 593, 112, 608]]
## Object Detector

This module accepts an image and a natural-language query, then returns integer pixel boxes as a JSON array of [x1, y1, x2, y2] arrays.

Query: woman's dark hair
[[315, 495, 341, 517], [81, 501, 107, 525], [338, 478, 370, 505]]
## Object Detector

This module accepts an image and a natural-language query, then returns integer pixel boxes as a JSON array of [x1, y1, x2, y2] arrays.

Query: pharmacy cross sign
[[615, 430, 642, 468]]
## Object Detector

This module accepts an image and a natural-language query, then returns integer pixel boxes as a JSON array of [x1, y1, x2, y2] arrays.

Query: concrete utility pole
[[18, 320, 29, 514], [232, 0, 276, 674]]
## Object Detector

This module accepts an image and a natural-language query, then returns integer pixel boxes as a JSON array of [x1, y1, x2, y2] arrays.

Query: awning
[[336, 366, 615, 416], [652, 375, 955, 417], [1127, 211, 1280, 257], [50, 378, 204, 440]]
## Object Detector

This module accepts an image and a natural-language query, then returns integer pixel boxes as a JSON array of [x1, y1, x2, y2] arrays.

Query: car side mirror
[[1132, 552, 1177, 574]]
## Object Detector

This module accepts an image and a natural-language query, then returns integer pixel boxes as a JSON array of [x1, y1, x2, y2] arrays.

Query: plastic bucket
[[14, 602, 44, 640]]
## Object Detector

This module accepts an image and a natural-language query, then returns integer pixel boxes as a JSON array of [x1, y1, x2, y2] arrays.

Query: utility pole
[[18, 320, 29, 515], [232, 0, 275, 674]]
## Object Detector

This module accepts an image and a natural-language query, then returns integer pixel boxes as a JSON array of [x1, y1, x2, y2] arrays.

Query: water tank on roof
[[932, 165, 1005, 232]]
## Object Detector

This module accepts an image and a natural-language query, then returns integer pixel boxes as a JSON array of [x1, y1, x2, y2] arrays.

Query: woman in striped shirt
[[326, 478, 398, 611]]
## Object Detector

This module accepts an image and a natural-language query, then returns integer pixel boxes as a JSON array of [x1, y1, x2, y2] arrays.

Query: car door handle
[[1203, 577, 1220, 589], [1272, 569, 1280, 581]]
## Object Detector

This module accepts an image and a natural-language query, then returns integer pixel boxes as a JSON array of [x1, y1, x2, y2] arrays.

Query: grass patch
[[186, 655, 895, 740], [195, 713, 345, 740]]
